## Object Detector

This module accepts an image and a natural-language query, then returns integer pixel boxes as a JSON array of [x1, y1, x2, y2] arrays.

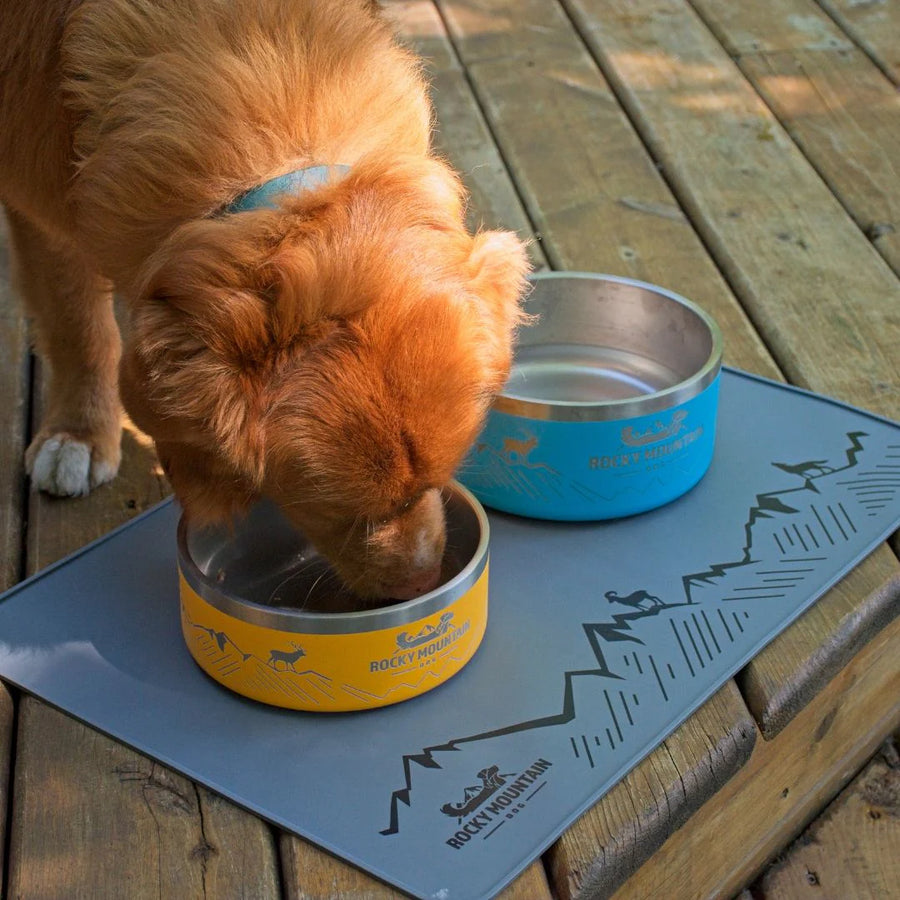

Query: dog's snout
[[371, 495, 447, 599], [384, 561, 443, 601], [277, 488, 449, 603]]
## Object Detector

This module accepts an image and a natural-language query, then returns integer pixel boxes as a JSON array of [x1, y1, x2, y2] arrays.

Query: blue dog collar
[[224, 164, 351, 214]]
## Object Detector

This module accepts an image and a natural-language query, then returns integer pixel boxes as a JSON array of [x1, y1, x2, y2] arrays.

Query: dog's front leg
[[7, 208, 122, 496]]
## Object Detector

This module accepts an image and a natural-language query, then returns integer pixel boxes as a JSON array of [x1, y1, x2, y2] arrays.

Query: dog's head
[[121, 158, 529, 600]]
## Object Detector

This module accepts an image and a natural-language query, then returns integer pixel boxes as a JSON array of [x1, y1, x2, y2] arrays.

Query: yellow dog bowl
[[177, 482, 489, 712]]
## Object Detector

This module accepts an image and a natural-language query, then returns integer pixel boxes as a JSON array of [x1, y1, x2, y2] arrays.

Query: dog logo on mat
[[440, 765, 515, 821]]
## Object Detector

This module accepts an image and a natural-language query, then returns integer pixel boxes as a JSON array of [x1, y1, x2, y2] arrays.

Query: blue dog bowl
[[460, 272, 723, 520]]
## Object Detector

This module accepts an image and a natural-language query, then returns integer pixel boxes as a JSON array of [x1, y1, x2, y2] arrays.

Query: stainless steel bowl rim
[[177, 481, 490, 635], [495, 271, 723, 422]]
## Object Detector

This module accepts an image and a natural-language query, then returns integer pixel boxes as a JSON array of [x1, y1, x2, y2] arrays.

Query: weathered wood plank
[[384, 0, 546, 266], [609, 607, 900, 899], [563, 0, 900, 421], [547, 682, 755, 900], [0, 685, 12, 888], [697, 0, 856, 55], [435, 0, 780, 380], [560, 0, 900, 737], [737, 552, 900, 737], [816, 0, 900, 86], [280, 833, 553, 899], [750, 738, 900, 899], [7, 700, 280, 899], [281, 836, 409, 899], [691, 0, 900, 278]]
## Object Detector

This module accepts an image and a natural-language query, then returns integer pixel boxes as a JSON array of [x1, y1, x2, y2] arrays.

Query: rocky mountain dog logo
[[440, 765, 515, 822], [369, 612, 471, 673], [396, 612, 456, 650], [443, 759, 552, 849], [620, 409, 688, 447], [591, 409, 704, 470]]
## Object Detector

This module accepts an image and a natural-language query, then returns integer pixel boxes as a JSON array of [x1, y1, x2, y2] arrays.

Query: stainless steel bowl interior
[[499, 273, 723, 421], [178, 483, 489, 634]]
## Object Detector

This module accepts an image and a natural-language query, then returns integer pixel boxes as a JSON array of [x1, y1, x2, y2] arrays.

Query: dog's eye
[[397, 491, 427, 516], [372, 494, 420, 528]]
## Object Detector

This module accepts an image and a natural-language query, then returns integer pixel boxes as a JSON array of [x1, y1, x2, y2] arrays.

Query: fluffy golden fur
[[0, 0, 529, 600]]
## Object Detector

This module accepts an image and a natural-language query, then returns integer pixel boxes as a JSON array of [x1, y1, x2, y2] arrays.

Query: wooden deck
[[1, 0, 899, 896]]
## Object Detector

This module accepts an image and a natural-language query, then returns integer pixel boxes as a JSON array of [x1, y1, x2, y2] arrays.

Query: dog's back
[[0, 0, 431, 279]]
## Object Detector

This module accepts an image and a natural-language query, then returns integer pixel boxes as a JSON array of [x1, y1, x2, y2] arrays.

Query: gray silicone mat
[[0, 368, 898, 900]]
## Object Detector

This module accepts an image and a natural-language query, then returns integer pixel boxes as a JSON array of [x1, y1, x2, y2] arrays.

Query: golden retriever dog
[[0, 0, 529, 601]]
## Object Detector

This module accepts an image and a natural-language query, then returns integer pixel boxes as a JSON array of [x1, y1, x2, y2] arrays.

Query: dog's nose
[[385, 563, 443, 601]]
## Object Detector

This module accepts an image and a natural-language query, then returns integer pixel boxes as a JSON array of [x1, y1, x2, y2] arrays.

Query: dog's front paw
[[26, 432, 121, 497]]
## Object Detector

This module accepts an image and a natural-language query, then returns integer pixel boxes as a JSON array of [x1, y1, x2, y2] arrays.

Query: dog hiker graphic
[[605, 589, 665, 611]]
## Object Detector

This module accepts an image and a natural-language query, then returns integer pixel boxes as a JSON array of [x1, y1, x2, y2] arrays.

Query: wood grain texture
[[691, 0, 900, 278], [0, 683, 12, 886], [547, 681, 755, 900], [436, 0, 781, 381], [384, 0, 547, 267], [281, 833, 553, 899], [750, 738, 900, 899], [816, 0, 900, 85], [563, 0, 900, 421], [737, 550, 900, 738], [609, 609, 900, 899], [6, 699, 280, 899], [281, 835, 409, 900]]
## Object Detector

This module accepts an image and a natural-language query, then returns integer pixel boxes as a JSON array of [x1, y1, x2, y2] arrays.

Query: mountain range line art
[[587, 601, 697, 645], [378, 635, 622, 836], [183, 614, 412, 705], [379, 431, 891, 837], [342, 650, 472, 701], [472, 448, 698, 504], [681, 430, 868, 604], [475, 434, 558, 473]]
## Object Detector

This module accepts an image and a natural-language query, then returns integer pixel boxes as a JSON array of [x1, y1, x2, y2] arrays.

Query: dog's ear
[[122, 219, 288, 518], [154, 438, 260, 525], [137, 218, 285, 362], [144, 212, 378, 344], [465, 230, 531, 394], [120, 301, 270, 526]]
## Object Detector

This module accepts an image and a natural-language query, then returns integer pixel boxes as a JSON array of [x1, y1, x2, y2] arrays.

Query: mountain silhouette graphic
[[380, 431, 881, 836]]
